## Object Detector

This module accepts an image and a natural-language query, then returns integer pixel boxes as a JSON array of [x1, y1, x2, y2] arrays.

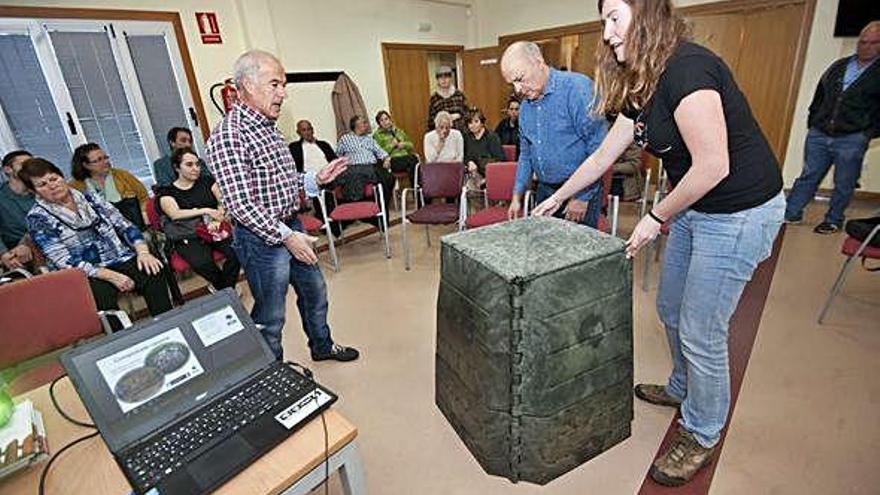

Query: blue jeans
[[657, 192, 784, 448], [535, 181, 602, 228], [784, 128, 869, 225], [232, 218, 334, 360]]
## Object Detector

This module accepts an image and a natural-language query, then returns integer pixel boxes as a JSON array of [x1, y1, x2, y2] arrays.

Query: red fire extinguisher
[[210, 78, 238, 115]]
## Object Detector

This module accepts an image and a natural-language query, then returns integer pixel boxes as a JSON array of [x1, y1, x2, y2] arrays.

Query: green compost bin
[[435, 216, 633, 485]]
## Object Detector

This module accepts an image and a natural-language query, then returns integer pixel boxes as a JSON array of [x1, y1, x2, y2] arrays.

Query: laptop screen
[[61, 289, 275, 453]]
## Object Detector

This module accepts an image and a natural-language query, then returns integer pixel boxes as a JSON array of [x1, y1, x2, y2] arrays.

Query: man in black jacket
[[288, 120, 342, 235], [785, 21, 880, 234], [289, 120, 337, 173]]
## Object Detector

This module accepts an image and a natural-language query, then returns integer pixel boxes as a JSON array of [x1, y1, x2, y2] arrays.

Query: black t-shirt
[[157, 176, 218, 215], [623, 42, 782, 213]]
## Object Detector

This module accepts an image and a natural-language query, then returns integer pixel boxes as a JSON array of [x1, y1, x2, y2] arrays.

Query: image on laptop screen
[[62, 290, 276, 454]]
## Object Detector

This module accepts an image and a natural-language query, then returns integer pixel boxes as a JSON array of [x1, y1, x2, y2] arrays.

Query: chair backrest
[[502, 145, 517, 162], [0, 269, 103, 368], [419, 162, 464, 200], [146, 195, 163, 232], [485, 162, 518, 202]]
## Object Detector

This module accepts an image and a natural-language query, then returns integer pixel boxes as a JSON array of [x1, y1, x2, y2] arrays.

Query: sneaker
[[783, 216, 803, 225], [813, 222, 840, 235], [650, 428, 716, 487], [311, 344, 360, 362], [634, 384, 682, 408]]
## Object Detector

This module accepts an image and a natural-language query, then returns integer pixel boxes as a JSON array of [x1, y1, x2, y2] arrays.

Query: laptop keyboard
[[122, 364, 315, 490]]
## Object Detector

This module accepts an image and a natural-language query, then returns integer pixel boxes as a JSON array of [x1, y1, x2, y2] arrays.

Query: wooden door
[[687, 12, 745, 73], [382, 46, 430, 158], [734, 3, 807, 160], [571, 30, 602, 78], [461, 45, 508, 130]]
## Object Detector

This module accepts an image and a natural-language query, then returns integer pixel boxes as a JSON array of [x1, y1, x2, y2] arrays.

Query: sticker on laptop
[[192, 305, 245, 347], [274, 389, 332, 430], [96, 328, 205, 414]]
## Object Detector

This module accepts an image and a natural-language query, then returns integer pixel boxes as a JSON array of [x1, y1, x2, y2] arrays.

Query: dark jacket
[[289, 139, 337, 173], [808, 57, 880, 138]]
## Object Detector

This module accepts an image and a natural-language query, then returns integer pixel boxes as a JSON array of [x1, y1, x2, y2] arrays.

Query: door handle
[[66, 112, 77, 135]]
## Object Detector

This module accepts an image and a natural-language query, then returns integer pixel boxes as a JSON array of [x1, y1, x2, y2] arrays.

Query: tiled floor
[[208, 199, 878, 494]]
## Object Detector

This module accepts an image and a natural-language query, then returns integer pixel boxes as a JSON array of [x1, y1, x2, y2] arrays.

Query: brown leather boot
[[634, 383, 682, 408], [650, 428, 716, 486]]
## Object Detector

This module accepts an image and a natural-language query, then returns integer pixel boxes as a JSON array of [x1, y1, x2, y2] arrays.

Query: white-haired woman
[[423, 111, 464, 163]]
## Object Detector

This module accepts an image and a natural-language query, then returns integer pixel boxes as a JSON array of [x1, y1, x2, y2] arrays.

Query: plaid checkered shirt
[[427, 90, 468, 130], [206, 102, 317, 245]]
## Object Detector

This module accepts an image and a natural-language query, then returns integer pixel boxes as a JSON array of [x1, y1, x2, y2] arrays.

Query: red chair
[[0, 269, 129, 394], [319, 182, 390, 271], [818, 222, 880, 324], [401, 162, 466, 270], [146, 196, 225, 304], [463, 161, 522, 229], [502, 145, 517, 162]]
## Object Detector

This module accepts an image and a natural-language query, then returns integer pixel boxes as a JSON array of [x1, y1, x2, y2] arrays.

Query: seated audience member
[[157, 147, 240, 291], [22, 158, 172, 316], [335, 115, 394, 206], [495, 98, 521, 150], [289, 119, 342, 235], [289, 119, 338, 174], [613, 142, 645, 201], [463, 108, 505, 190], [151, 127, 211, 187], [0, 150, 36, 271], [372, 110, 418, 186], [424, 111, 464, 163], [70, 143, 149, 230]]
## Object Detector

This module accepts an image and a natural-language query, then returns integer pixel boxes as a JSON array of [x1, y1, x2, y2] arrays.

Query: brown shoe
[[650, 428, 716, 486], [634, 384, 681, 408]]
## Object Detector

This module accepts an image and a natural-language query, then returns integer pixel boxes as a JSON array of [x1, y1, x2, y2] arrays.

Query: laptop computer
[[61, 288, 337, 495]]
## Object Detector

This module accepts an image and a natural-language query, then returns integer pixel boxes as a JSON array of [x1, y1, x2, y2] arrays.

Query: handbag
[[195, 220, 233, 243], [844, 216, 880, 248], [161, 216, 201, 241]]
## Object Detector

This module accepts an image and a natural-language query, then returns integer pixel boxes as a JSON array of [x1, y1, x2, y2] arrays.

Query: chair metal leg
[[377, 186, 391, 259], [609, 194, 620, 237], [818, 255, 857, 324], [403, 219, 411, 271]]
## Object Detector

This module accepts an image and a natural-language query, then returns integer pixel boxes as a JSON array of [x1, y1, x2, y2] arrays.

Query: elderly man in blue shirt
[[502, 41, 608, 226]]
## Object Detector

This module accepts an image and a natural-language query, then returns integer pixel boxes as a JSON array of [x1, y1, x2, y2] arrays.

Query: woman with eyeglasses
[[70, 143, 150, 230], [532, 0, 784, 486], [22, 158, 172, 317]]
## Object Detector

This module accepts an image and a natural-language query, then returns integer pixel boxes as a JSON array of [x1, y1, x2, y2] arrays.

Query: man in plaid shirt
[[206, 50, 358, 362], [427, 65, 469, 132]]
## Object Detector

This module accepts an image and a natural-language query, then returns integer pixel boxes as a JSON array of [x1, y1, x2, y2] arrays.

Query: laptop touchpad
[[188, 435, 255, 489]]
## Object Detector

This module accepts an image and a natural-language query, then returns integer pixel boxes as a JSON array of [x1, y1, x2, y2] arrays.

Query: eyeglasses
[[88, 154, 110, 165]]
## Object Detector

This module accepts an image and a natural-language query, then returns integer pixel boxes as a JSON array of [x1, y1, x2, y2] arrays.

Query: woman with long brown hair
[[533, 0, 784, 485]]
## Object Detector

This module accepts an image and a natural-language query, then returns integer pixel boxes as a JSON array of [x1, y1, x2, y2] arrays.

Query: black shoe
[[311, 344, 360, 362], [813, 222, 840, 235]]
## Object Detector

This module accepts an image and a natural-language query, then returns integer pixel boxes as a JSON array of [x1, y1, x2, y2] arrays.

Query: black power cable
[[49, 375, 94, 428], [38, 430, 99, 495]]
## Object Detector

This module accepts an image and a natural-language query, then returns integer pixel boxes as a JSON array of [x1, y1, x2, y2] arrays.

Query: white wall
[[475, 0, 879, 193], [264, 0, 472, 142]]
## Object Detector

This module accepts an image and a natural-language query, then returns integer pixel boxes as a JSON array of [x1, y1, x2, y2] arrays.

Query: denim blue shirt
[[843, 56, 878, 91], [515, 69, 608, 201]]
